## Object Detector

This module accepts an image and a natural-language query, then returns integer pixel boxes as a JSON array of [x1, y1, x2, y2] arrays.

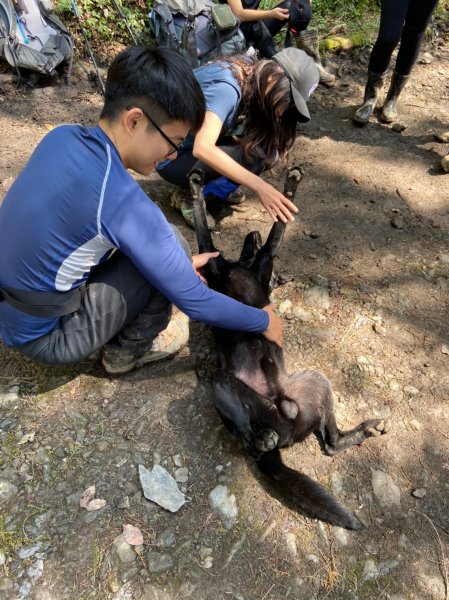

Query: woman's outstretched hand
[[255, 179, 298, 223]]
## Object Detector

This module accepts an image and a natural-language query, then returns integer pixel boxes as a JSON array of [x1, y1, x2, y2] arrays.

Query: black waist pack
[[0, 285, 84, 318]]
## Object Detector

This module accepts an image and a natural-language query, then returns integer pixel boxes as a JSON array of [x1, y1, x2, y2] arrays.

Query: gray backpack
[[149, 0, 246, 68], [0, 0, 72, 82]]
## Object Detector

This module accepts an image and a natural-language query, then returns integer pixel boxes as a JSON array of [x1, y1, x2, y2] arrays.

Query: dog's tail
[[256, 449, 366, 530]]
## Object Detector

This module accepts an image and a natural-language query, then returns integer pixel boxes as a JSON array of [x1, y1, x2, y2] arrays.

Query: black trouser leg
[[157, 144, 264, 189], [18, 229, 191, 366]]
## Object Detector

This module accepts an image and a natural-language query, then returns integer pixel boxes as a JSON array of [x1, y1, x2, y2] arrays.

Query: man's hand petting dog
[[262, 304, 283, 347], [192, 252, 219, 284]]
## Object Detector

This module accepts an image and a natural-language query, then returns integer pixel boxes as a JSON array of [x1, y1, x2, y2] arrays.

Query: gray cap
[[272, 48, 319, 122]]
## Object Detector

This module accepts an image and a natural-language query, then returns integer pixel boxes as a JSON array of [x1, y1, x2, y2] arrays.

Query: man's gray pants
[[19, 229, 191, 366]]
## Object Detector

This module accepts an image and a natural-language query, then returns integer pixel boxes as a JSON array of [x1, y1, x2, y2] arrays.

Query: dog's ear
[[239, 231, 262, 267], [251, 222, 286, 290]]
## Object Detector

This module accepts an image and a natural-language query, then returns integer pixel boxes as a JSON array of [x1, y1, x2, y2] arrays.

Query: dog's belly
[[232, 367, 273, 399]]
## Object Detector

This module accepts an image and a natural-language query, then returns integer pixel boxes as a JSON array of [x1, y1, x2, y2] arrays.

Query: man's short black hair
[[100, 46, 205, 133]]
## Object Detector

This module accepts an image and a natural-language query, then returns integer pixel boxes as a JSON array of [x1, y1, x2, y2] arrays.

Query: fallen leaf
[[85, 498, 107, 512], [43, 123, 55, 131], [80, 485, 96, 508], [17, 431, 36, 445], [122, 524, 143, 546]]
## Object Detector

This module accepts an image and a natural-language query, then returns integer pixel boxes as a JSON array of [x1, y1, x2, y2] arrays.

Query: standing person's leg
[[381, 0, 439, 122], [158, 144, 264, 228], [240, 21, 279, 58], [354, 0, 409, 125], [19, 238, 191, 374]]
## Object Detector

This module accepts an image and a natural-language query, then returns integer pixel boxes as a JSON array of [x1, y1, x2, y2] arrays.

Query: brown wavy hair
[[223, 57, 298, 170]]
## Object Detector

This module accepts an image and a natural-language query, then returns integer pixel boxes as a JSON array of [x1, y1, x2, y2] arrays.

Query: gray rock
[[139, 464, 185, 512], [208, 485, 238, 529], [155, 528, 176, 548], [0, 385, 19, 408], [34, 447, 50, 464], [118, 496, 130, 509], [278, 300, 292, 315], [27, 558, 44, 581], [146, 551, 174, 573], [0, 417, 17, 431], [331, 472, 343, 496], [391, 216, 405, 229], [174, 467, 189, 483], [18, 543, 43, 560], [372, 469, 401, 507], [283, 532, 297, 556], [292, 305, 314, 322], [0, 577, 14, 591], [0, 479, 18, 504], [113, 536, 136, 565], [303, 286, 331, 309], [332, 526, 348, 547], [420, 52, 433, 64], [173, 454, 183, 467], [404, 385, 419, 396], [19, 581, 32, 597], [412, 488, 426, 498], [141, 583, 173, 599]]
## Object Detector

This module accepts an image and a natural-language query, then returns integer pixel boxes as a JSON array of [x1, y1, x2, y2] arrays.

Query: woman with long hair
[[157, 48, 319, 228]]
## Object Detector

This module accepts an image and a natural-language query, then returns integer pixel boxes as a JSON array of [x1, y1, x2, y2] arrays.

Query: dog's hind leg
[[253, 167, 304, 289], [189, 170, 217, 254], [282, 370, 391, 454], [319, 386, 391, 456], [323, 414, 391, 456]]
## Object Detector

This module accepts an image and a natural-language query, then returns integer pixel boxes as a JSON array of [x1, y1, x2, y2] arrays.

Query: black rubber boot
[[353, 70, 386, 125], [381, 72, 409, 123], [295, 28, 336, 86]]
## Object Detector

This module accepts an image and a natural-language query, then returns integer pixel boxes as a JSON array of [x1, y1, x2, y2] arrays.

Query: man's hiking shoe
[[102, 312, 189, 375], [170, 188, 215, 230]]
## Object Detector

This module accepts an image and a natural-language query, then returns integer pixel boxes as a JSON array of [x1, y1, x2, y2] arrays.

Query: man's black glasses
[[127, 106, 184, 155]]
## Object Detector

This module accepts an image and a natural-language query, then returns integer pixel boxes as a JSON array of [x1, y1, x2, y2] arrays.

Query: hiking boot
[[353, 70, 386, 125], [380, 72, 409, 123], [206, 188, 246, 205], [102, 312, 190, 375], [170, 188, 215, 230], [295, 28, 336, 86]]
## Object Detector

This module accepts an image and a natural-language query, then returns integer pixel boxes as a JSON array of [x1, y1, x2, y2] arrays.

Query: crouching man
[[0, 46, 282, 375]]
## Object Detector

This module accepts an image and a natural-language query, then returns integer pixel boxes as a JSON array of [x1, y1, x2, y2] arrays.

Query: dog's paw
[[254, 428, 279, 452], [365, 419, 391, 438]]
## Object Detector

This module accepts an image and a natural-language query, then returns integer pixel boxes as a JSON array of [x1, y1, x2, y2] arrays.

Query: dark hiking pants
[[157, 143, 264, 189], [369, 0, 439, 76], [18, 227, 191, 366]]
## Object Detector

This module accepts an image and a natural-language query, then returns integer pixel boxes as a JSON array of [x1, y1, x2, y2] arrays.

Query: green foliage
[[0, 516, 27, 558], [55, 0, 148, 46], [313, 0, 374, 20]]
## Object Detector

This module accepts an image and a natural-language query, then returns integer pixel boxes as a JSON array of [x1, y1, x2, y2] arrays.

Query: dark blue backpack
[[149, 0, 246, 67]]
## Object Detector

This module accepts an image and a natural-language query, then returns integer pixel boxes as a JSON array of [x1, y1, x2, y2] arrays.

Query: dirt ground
[[0, 30, 449, 600]]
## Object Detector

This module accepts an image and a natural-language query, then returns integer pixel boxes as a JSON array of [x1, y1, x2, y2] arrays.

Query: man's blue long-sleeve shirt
[[0, 124, 268, 347]]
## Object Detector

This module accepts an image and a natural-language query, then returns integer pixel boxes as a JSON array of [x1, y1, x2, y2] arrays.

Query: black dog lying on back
[[189, 169, 390, 530]]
